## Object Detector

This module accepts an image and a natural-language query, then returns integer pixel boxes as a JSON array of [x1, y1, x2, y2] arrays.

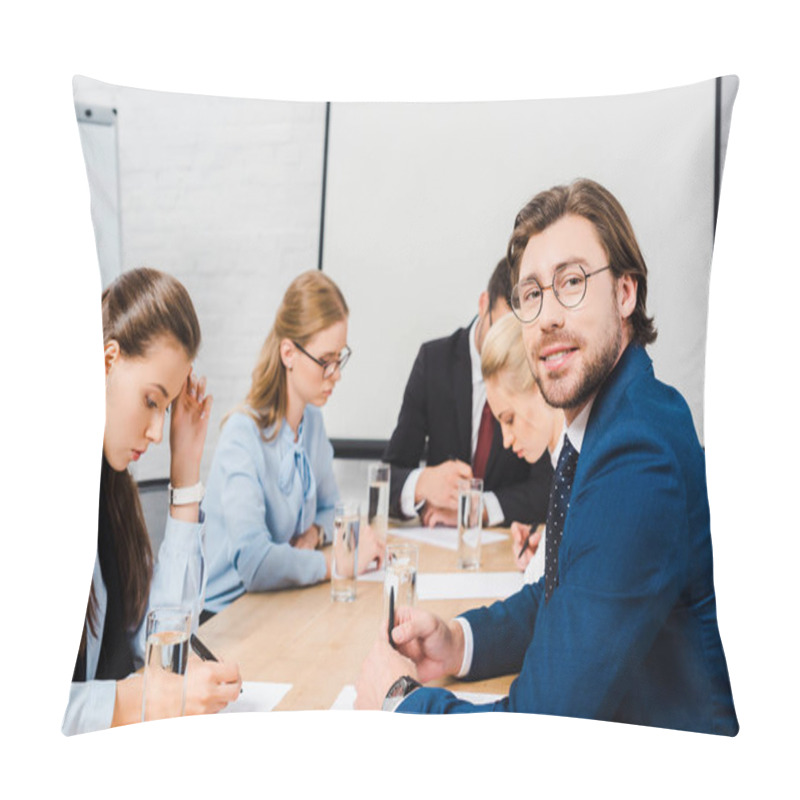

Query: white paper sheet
[[218, 681, 293, 713], [331, 685, 505, 710], [357, 568, 385, 583], [359, 566, 524, 599], [416, 571, 524, 600], [389, 526, 507, 552]]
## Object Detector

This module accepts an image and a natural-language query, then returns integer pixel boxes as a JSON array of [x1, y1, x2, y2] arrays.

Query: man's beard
[[530, 318, 622, 411]]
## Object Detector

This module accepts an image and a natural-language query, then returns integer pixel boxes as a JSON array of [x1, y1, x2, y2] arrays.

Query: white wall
[[322, 80, 724, 444], [74, 76, 733, 481], [73, 76, 326, 481]]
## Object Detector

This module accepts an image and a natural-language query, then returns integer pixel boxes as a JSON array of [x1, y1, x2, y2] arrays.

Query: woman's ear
[[104, 340, 120, 376], [279, 338, 295, 371]]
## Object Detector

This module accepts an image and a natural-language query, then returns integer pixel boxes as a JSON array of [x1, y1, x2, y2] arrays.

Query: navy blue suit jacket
[[399, 345, 738, 735]]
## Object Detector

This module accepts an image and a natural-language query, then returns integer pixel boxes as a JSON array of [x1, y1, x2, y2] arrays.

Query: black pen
[[517, 530, 534, 560], [191, 634, 243, 694], [190, 633, 218, 662], [388, 585, 397, 650]]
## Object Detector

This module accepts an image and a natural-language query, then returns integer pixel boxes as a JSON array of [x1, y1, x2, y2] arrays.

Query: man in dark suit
[[356, 179, 738, 735], [383, 258, 552, 528]]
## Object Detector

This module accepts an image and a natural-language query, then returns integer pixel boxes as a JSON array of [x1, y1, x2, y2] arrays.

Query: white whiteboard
[[322, 79, 728, 445]]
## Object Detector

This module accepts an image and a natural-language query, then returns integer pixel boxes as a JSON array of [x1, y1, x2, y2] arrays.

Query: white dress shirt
[[399, 318, 504, 525], [456, 398, 595, 677]]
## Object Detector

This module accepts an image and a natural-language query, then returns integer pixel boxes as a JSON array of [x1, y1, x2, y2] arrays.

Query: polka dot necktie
[[544, 434, 579, 603]]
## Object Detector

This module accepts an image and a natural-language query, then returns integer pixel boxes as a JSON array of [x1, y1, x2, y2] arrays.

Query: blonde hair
[[480, 312, 536, 395], [235, 270, 348, 440]]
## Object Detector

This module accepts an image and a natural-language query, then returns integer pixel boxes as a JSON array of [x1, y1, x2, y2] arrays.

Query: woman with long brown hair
[[202, 271, 384, 612], [63, 268, 241, 735]]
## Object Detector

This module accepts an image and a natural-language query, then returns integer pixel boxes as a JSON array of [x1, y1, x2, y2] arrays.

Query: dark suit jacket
[[399, 345, 738, 736], [382, 323, 552, 526]]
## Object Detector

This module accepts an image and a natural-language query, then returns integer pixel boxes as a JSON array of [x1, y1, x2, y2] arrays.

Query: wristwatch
[[382, 675, 421, 712], [168, 481, 204, 506]]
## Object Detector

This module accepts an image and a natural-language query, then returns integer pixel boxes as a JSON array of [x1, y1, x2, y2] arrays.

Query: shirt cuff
[[159, 513, 204, 557], [482, 491, 504, 527], [62, 679, 117, 736], [400, 468, 425, 518], [454, 617, 474, 678]]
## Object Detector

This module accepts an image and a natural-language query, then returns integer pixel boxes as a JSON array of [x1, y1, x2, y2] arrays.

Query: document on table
[[416, 571, 524, 600], [218, 682, 292, 713], [331, 685, 505, 710], [389, 526, 507, 552]]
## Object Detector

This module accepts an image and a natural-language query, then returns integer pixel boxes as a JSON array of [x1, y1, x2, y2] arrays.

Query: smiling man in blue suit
[[355, 179, 738, 735]]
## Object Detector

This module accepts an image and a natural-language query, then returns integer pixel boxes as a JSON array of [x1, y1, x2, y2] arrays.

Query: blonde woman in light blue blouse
[[203, 271, 384, 613]]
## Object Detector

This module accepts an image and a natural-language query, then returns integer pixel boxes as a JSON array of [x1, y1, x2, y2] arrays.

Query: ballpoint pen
[[388, 585, 397, 650], [517, 529, 534, 560], [190, 634, 243, 694]]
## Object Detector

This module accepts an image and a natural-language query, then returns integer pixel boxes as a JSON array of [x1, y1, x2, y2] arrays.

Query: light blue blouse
[[202, 406, 338, 612], [62, 515, 205, 736]]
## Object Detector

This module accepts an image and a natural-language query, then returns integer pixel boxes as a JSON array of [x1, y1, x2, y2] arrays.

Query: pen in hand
[[190, 634, 243, 694], [190, 633, 218, 662], [517, 528, 537, 560], [388, 586, 397, 650]]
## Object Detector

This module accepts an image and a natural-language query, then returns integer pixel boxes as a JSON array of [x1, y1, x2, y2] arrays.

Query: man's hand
[[420, 504, 458, 528], [390, 607, 465, 684], [355, 629, 417, 710], [415, 459, 473, 510], [510, 521, 542, 571]]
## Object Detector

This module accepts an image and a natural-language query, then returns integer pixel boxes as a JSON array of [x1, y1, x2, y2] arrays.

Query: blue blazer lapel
[[580, 344, 652, 474]]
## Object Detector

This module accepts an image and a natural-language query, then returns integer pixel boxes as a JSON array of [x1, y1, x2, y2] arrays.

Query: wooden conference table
[[198, 527, 528, 710]]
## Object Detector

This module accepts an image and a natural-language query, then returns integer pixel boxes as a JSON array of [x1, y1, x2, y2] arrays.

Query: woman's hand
[[292, 523, 323, 550], [184, 654, 242, 716], [357, 522, 385, 574], [510, 521, 541, 571], [323, 520, 385, 581], [169, 370, 213, 489]]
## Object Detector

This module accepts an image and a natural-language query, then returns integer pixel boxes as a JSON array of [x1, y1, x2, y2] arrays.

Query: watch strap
[[382, 675, 421, 712], [168, 481, 204, 506]]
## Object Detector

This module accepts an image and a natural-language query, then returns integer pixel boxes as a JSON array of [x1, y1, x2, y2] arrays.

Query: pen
[[190, 634, 243, 694], [388, 585, 397, 650], [517, 530, 534, 560], [190, 634, 218, 662]]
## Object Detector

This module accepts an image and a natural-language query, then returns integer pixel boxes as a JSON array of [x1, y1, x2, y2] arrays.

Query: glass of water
[[141, 607, 191, 722], [457, 478, 484, 570], [383, 542, 418, 635], [331, 501, 360, 602], [367, 463, 390, 547]]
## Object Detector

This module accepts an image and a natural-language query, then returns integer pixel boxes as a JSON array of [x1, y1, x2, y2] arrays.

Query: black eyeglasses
[[292, 341, 352, 379], [510, 263, 612, 323]]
